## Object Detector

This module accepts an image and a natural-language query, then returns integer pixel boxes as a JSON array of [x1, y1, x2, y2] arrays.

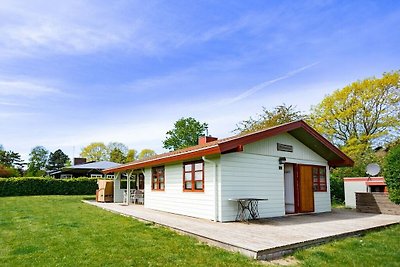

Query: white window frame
[[60, 174, 73, 179], [90, 174, 103, 178]]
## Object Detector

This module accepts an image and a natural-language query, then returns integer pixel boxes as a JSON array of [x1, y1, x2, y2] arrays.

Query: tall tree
[[26, 146, 49, 176], [125, 149, 138, 163], [234, 104, 306, 134], [107, 142, 128, 156], [46, 149, 70, 171], [310, 71, 400, 151], [310, 71, 400, 203], [0, 147, 23, 177], [80, 142, 108, 161], [0, 150, 23, 168], [109, 148, 126, 163], [163, 117, 208, 151], [138, 149, 156, 160]]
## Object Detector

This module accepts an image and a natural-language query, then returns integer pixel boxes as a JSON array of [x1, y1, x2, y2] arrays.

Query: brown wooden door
[[298, 165, 314, 213]]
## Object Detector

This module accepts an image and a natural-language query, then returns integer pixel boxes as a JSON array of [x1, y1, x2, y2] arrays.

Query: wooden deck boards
[[84, 201, 400, 260]]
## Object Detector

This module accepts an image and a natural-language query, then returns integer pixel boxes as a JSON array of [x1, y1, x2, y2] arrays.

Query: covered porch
[[84, 200, 400, 260], [113, 170, 145, 205]]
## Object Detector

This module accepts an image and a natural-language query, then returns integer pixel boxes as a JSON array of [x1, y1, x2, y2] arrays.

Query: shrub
[[0, 164, 19, 178], [330, 174, 344, 204], [0, 177, 98, 197], [384, 144, 400, 204]]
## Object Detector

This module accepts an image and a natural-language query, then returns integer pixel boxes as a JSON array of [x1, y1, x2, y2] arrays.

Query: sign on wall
[[277, 143, 293, 152]]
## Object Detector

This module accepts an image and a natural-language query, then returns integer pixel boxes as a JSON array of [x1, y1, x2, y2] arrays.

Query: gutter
[[202, 156, 219, 222]]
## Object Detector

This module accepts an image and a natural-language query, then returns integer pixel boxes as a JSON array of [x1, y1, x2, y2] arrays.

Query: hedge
[[384, 144, 400, 204], [0, 177, 98, 197]]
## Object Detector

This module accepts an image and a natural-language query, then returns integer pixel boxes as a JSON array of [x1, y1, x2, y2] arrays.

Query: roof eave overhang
[[218, 121, 304, 153], [103, 145, 221, 174], [218, 120, 354, 167]]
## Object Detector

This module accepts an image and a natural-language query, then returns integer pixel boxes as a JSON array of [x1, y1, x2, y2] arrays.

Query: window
[[60, 174, 72, 179], [91, 174, 103, 178], [183, 161, 204, 192], [312, 166, 327, 192], [152, 166, 165, 191], [106, 174, 115, 179]]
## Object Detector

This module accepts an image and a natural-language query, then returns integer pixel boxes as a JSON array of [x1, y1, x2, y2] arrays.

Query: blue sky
[[0, 0, 399, 161]]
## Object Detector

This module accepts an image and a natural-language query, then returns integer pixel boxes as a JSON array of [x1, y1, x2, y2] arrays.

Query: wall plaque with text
[[277, 143, 293, 152]]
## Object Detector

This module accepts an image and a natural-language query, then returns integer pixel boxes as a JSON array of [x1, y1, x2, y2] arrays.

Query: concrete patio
[[84, 201, 400, 260]]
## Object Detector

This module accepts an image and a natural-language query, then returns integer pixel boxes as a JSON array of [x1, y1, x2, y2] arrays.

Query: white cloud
[[0, 101, 26, 107], [124, 69, 195, 93], [0, 1, 147, 57], [0, 79, 62, 98], [0, 112, 36, 119], [0, 2, 292, 58], [219, 62, 320, 105]]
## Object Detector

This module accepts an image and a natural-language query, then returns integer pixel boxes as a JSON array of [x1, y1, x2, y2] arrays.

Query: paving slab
[[84, 201, 400, 260]]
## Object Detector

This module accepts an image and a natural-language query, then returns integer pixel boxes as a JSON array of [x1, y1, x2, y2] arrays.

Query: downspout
[[202, 156, 218, 222]]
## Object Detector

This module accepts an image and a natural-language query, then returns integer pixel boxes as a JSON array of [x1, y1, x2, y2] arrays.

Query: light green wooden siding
[[220, 133, 331, 221], [220, 153, 285, 221], [143, 158, 219, 220], [244, 133, 326, 164]]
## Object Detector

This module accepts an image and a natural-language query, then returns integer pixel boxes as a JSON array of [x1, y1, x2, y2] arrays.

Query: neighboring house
[[103, 120, 353, 222], [344, 177, 387, 208], [49, 159, 121, 179]]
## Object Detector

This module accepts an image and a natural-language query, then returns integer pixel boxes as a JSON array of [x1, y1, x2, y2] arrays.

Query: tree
[[310, 71, 400, 203], [163, 117, 208, 151], [107, 142, 128, 156], [310, 71, 400, 149], [107, 142, 129, 163], [109, 148, 126, 163], [234, 104, 306, 134], [125, 149, 138, 163], [46, 149, 70, 171], [0, 150, 23, 168], [26, 146, 49, 176], [384, 144, 400, 204], [80, 142, 108, 161], [138, 149, 156, 160], [0, 146, 22, 177]]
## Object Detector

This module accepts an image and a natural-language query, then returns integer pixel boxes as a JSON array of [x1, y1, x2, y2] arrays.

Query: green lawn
[[293, 224, 400, 267], [1, 196, 399, 267], [0, 196, 260, 267]]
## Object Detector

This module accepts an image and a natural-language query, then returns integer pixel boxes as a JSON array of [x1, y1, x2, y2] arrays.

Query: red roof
[[344, 177, 385, 184], [103, 120, 354, 173]]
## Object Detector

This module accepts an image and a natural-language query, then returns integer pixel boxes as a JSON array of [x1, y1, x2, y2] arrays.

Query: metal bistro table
[[228, 198, 268, 222]]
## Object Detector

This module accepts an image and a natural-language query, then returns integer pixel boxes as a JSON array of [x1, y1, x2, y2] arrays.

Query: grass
[[331, 199, 346, 209], [1, 196, 399, 267], [0, 196, 261, 267], [293, 224, 400, 267]]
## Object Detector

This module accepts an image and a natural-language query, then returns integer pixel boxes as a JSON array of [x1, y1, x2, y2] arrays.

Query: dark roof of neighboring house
[[103, 120, 354, 174], [64, 161, 121, 170]]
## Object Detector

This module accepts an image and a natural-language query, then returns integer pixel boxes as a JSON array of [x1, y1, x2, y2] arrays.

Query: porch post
[[126, 170, 134, 205], [114, 172, 121, 203]]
